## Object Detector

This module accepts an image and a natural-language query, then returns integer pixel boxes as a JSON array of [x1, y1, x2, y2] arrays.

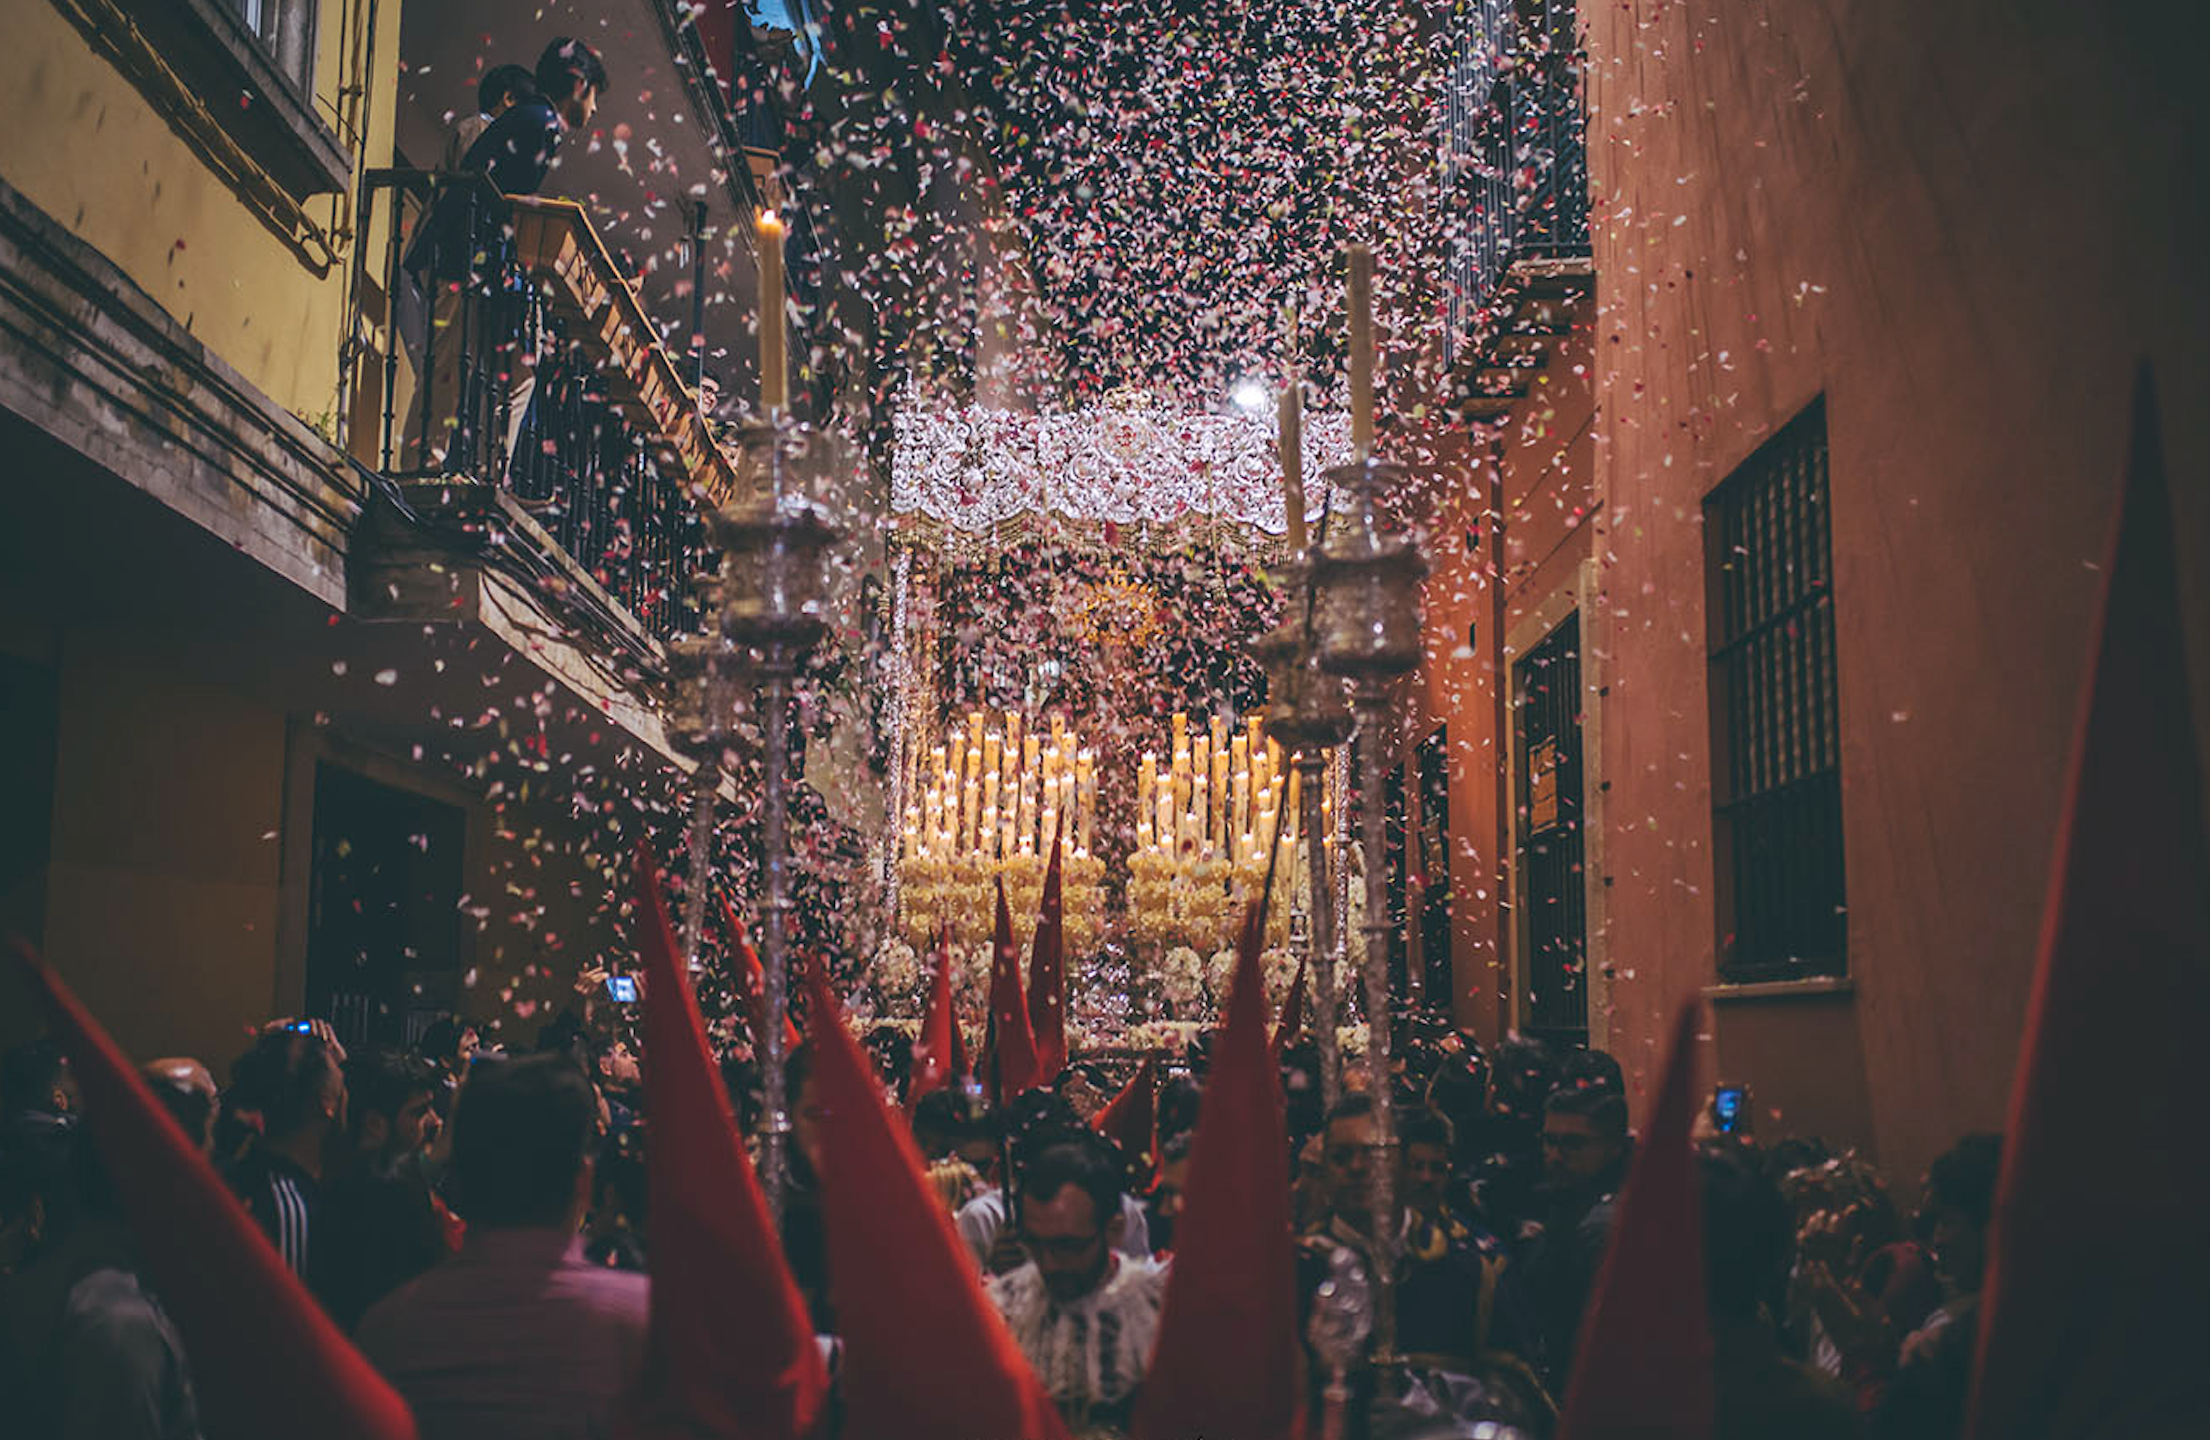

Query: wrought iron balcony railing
[[1444, 0, 1591, 368], [359, 170, 734, 643]]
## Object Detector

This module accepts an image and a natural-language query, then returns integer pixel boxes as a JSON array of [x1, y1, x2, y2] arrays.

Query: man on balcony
[[402, 38, 609, 478]]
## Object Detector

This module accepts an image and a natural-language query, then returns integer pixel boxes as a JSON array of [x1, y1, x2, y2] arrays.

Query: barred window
[[1705, 398, 1846, 980]]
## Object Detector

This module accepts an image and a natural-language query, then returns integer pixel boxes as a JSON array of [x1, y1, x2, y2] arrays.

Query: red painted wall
[[1582, 0, 2209, 1185]]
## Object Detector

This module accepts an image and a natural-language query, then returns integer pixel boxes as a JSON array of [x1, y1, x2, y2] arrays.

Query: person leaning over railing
[[400, 38, 609, 477]]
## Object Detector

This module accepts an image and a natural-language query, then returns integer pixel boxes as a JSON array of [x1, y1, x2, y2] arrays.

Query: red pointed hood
[[5, 939, 418, 1440], [910, 926, 959, 1106], [980, 878, 1040, 1098], [1135, 908, 1303, 1440], [1027, 830, 1070, 1082], [1965, 369, 2210, 1439], [1555, 1000, 1713, 1440], [620, 851, 828, 1440], [719, 891, 802, 1053], [802, 967, 1070, 1440], [1091, 1058, 1158, 1178]]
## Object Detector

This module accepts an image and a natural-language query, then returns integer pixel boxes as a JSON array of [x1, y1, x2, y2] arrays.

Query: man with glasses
[[986, 1136, 1167, 1437], [1296, 1096, 1515, 1383], [1502, 1083, 1632, 1391]]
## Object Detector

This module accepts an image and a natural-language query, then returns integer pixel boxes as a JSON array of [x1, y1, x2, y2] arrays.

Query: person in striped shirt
[[227, 1024, 348, 1280]]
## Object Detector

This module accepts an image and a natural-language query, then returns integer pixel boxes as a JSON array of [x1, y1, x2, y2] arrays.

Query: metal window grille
[[1441, 0, 1590, 362], [1705, 399, 1846, 980]]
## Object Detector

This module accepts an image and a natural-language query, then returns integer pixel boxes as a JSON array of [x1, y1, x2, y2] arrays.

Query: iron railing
[[362, 169, 719, 642], [1443, 0, 1591, 359]]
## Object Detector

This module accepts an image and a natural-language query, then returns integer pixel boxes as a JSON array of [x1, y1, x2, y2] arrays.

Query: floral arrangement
[[1122, 1018, 1204, 1055], [1157, 945, 1206, 1012], [870, 939, 924, 1007]]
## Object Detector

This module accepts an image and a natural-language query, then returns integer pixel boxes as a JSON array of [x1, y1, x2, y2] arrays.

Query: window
[[96, 0, 348, 197], [218, 0, 317, 94], [1705, 399, 1845, 980]]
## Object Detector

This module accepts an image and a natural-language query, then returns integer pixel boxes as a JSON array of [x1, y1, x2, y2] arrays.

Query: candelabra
[[898, 711, 1103, 952], [704, 414, 843, 1222], [1311, 455, 1426, 1363], [1253, 556, 1354, 1106], [1129, 709, 1300, 956]]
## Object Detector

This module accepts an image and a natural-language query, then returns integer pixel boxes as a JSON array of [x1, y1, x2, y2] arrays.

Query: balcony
[[1444, 0, 1594, 424], [352, 171, 737, 684]]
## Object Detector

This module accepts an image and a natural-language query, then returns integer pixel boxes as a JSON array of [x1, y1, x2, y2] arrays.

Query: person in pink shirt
[[355, 1054, 644, 1440]]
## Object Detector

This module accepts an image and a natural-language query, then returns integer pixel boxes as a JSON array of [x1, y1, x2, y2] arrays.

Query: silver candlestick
[[1311, 455, 1426, 1364], [708, 415, 843, 1222], [1254, 555, 1354, 1107]]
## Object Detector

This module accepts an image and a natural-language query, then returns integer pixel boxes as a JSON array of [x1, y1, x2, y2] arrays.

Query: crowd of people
[[0, 978, 2005, 1440]]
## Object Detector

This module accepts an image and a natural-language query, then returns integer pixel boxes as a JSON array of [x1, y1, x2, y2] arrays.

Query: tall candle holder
[[1310, 455, 1426, 1364], [708, 414, 843, 1222], [1253, 556, 1354, 1106], [665, 599, 738, 970]]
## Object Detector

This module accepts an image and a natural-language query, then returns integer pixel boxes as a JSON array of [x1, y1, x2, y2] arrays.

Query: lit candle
[[1194, 772, 1211, 860], [756, 208, 788, 414], [1138, 754, 1156, 849], [1348, 242, 1374, 457], [1232, 765, 1251, 861], [1077, 750, 1096, 856], [983, 769, 1000, 857], [1173, 711, 1189, 754], [1192, 735, 1212, 844], [1211, 745, 1230, 850], [1280, 301, 1307, 552], [1022, 736, 1041, 851]]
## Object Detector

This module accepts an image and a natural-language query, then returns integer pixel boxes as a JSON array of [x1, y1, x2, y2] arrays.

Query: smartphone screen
[[604, 975, 639, 1004], [1714, 1085, 1747, 1133]]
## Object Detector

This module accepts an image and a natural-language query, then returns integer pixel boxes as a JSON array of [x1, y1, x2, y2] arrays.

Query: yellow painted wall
[[41, 621, 290, 1069], [0, 0, 402, 426]]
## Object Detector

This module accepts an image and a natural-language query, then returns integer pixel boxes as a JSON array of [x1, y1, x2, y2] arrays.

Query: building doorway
[[305, 764, 466, 1051], [1514, 612, 1587, 1044]]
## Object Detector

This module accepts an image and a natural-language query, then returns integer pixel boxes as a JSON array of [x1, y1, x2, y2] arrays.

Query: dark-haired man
[[356, 1054, 645, 1440], [1700, 1143, 1862, 1438], [1873, 1134, 2002, 1440], [460, 38, 606, 198], [229, 1026, 347, 1279], [2, 1040, 77, 1130], [987, 1138, 1168, 1431], [403, 37, 610, 473], [315, 1052, 451, 1330], [958, 1097, 1150, 1275], [1500, 1083, 1632, 1389], [1297, 1096, 1508, 1377]]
